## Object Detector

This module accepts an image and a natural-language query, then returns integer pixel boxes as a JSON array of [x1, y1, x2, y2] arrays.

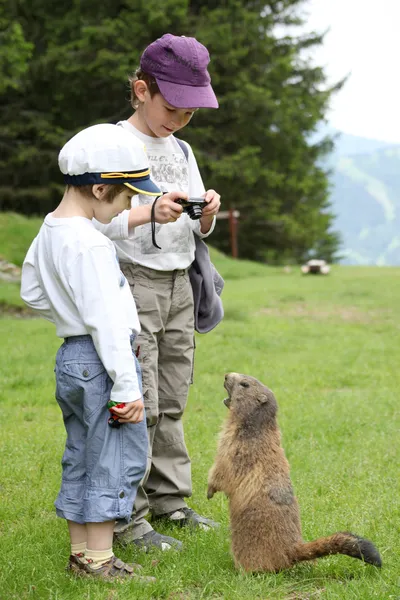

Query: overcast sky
[[303, 0, 400, 143]]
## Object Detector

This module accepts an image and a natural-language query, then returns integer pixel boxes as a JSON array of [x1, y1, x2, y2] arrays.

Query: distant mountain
[[330, 131, 394, 158], [316, 125, 393, 157], [317, 127, 400, 265]]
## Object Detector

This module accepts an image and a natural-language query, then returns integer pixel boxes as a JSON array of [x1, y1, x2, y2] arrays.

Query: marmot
[[207, 373, 382, 572]]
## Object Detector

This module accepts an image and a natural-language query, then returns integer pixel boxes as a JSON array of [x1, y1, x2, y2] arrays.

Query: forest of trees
[[0, 0, 342, 263]]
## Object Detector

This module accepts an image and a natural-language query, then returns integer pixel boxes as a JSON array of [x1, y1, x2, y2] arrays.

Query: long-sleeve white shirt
[[94, 121, 215, 270], [21, 215, 141, 403]]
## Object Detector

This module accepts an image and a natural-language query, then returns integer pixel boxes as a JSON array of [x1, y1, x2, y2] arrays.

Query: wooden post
[[229, 207, 238, 259], [216, 209, 240, 258]]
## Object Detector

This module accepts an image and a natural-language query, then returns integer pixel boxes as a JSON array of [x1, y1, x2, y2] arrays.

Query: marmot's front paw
[[207, 486, 215, 500]]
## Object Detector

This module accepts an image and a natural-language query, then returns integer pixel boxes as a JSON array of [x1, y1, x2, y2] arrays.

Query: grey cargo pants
[[116, 263, 195, 538]]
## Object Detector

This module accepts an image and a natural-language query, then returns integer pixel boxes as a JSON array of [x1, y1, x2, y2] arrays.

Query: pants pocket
[[190, 335, 196, 385], [58, 360, 108, 419]]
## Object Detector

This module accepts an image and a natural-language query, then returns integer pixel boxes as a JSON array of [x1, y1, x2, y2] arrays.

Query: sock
[[85, 548, 114, 570], [71, 541, 87, 562]]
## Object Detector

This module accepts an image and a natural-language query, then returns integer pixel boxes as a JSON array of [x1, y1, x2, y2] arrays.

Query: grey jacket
[[189, 236, 224, 334], [169, 136, 224, 333]]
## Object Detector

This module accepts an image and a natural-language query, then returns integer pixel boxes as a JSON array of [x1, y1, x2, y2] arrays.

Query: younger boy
[[20, 123, 188, 579], [94, 34, 222, 551]]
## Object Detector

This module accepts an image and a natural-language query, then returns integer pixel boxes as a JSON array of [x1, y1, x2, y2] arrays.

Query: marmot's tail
[[295, 532, 382, 567]]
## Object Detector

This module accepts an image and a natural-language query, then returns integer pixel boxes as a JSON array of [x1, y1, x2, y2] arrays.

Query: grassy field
[[0, 212, 43, 313], [0, 213, 399, 599]]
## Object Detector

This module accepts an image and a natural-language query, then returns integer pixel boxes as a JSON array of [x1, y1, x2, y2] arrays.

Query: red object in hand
[[107, 401, 126, 428]]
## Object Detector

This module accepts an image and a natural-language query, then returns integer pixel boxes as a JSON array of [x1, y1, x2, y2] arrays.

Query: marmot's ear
[[258, 394, 268, 404]]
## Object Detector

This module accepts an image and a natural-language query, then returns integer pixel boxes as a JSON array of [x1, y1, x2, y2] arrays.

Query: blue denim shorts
[[54, 335, 147, 524]]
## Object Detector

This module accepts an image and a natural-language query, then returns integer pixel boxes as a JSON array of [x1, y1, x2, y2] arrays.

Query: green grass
[[0, 281, 25, 309], [0, 212, 42, 267], [0, 214, 399, 599], [0, 212, 42, 312]]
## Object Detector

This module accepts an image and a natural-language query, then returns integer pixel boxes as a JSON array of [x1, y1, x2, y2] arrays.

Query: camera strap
[[150, 138, 188, 251], [151, 196, 162, 249]]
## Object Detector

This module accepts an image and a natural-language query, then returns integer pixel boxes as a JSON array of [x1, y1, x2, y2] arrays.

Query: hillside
[[329, 144, 400, 265], [321, 127, 393, 159], [313, 126, 400, 265]]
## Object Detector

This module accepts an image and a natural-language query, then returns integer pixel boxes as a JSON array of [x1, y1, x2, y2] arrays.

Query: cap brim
[[156, 79, 219, 109], [124, 179, 161, 196]]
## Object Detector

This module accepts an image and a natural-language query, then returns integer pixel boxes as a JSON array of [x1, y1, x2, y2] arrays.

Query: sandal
[[83, 555, 155, 582], [66, 553, 87, 574], [153, 507, 219, 530], [118, 529, 183, 552]]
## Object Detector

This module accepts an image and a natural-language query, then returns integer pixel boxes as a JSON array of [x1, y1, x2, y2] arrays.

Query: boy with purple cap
[[94, 34, 221, 551], [137, 32, 219, 112]]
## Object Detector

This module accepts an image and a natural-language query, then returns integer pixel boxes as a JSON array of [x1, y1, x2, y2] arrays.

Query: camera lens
[[186, 205, 203, 220]]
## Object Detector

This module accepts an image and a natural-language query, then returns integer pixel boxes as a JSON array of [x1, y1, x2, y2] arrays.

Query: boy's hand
[[111, 398, 145, 424], [202, 189, 221, 217], [153, 191, 187, 224], [200, 189, 221, 233]]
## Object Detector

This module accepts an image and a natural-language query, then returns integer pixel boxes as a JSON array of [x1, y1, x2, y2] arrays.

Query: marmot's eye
[[240, 381, 250, 388]]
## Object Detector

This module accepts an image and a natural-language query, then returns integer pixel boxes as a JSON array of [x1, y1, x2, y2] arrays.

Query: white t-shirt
[[93, 121, 215, 271], [21, 215, 141, 403]]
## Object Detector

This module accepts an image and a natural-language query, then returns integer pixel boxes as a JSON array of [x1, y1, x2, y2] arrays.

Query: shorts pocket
[[59, 360, 109, 419], [61, 361, 106, 382]]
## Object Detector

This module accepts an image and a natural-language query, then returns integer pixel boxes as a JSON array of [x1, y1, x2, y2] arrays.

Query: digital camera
[[174, 197, 207, 220]]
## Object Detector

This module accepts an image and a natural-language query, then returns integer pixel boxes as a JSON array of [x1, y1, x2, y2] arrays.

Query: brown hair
[[129, 68, 160, 109], [67, 184, 127, 203]]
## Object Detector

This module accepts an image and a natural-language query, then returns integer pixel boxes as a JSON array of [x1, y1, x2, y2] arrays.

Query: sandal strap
[[83, 555, 149, 579], [109, 557, 134, 575]]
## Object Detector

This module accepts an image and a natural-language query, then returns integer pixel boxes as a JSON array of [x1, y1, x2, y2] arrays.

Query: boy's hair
[[129, 68, 160, 109], [67, 184, 127, 203]]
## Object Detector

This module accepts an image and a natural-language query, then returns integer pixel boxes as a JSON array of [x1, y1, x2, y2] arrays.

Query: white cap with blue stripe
[[58, 123, 161, 196]]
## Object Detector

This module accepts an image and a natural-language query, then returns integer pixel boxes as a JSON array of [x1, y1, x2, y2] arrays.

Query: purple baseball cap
[[140, 33, 219, 109]]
